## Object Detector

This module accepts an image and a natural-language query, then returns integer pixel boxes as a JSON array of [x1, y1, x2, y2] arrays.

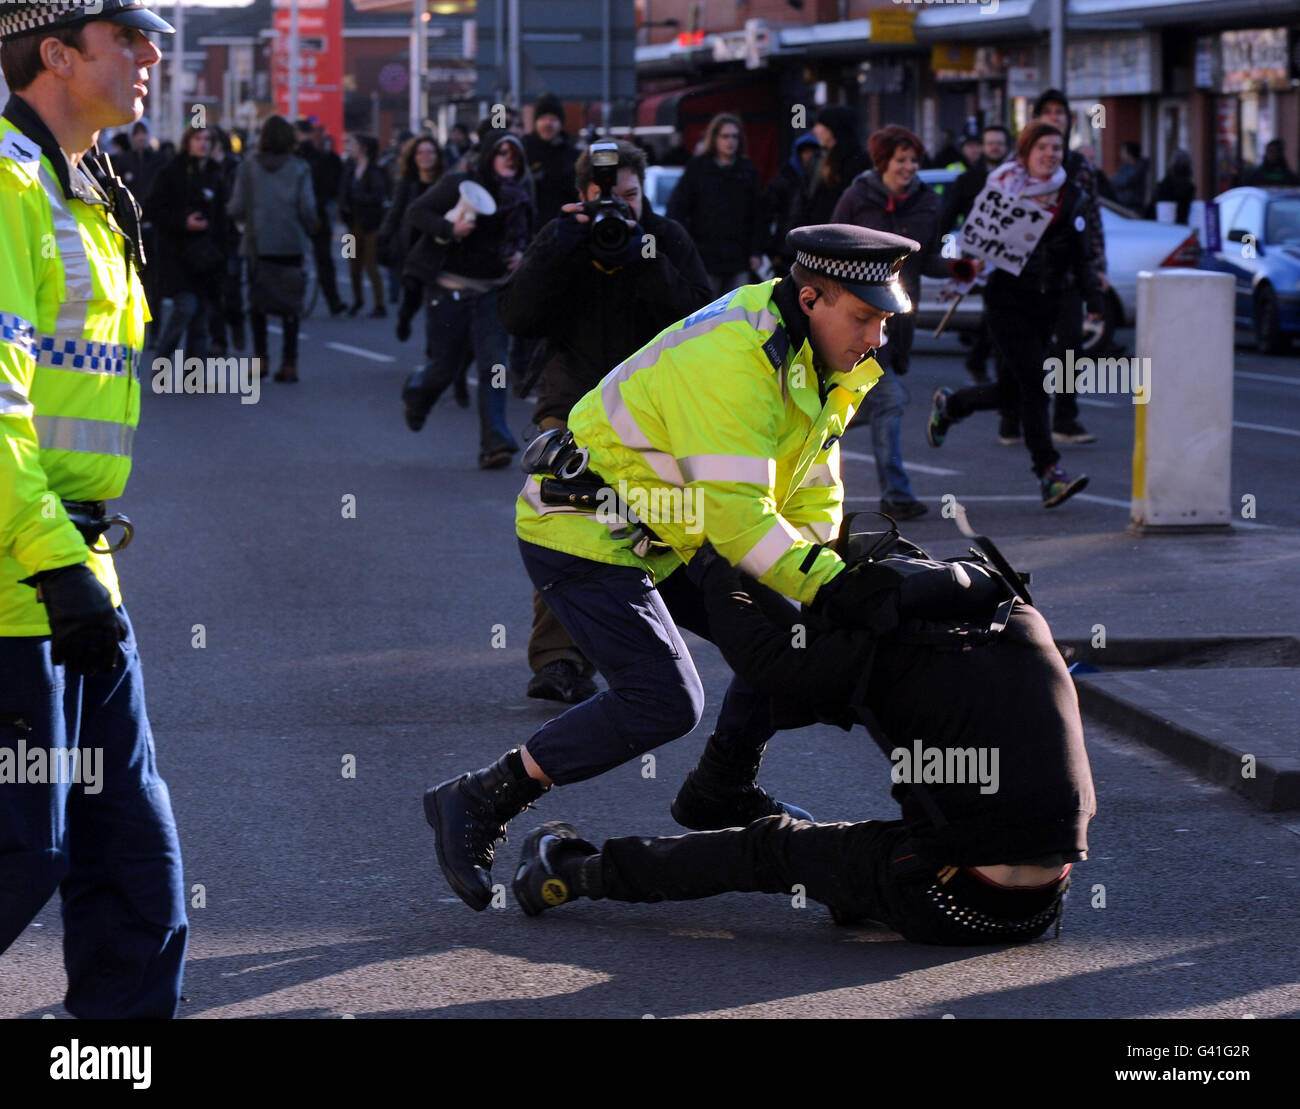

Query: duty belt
[[521, 428, 667, 558], [62, 500, 134, 554]]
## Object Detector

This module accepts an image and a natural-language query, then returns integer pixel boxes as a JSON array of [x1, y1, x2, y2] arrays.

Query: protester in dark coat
[[147, 125, 226, 360], [338, 133, 391, 316], [1147, 150, 1196, 225], [398, 129, 533, 468], [381, 133, 444, 316], [296, 120, 346, 315], [1110, 141, 1149, 212], [766, 133, 820, 276], [668, 113, 765, 297], [1243, 139, 1300, 187], [833, 125, 968, 520], [522, 93, 579, 229], [792, 104, 870, 228]]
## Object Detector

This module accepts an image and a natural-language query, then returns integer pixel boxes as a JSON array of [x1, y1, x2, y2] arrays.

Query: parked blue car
[[1199, 187, 1300, 353]]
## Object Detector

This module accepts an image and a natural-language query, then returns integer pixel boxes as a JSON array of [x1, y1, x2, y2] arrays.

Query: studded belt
[[925, 875, 1069, 939]]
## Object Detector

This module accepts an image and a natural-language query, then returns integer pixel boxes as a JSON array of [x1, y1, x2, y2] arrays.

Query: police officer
[[0, 1, 187, 1017], [426, 224, 923, 912], [511, 539, 1095, 945]]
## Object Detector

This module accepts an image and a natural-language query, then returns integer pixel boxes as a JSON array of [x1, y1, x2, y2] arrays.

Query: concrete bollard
[[1130, 269, 1234, 534]]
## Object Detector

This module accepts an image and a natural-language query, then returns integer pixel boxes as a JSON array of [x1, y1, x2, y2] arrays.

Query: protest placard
[[959, 184, 1053, 275]]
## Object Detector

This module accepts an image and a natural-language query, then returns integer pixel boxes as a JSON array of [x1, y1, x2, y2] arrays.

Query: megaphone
[[448, 180, 497, 226]]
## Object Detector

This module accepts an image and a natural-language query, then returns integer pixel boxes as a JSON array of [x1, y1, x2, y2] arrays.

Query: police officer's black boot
[[425, 749, 547, 911], [671, 733, 813, 831]]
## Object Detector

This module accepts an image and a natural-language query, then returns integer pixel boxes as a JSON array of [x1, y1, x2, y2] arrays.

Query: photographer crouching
[[499, 139, 712, 704]]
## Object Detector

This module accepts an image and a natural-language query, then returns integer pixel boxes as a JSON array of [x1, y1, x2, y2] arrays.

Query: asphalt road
[[2, 292, 1298, 1019]]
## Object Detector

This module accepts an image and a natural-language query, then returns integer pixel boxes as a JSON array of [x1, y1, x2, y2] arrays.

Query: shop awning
[[913, 0, 1050, 44]]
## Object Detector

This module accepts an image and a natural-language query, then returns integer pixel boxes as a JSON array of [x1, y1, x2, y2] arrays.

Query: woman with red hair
[[832, 124, 973, 520], [926, 122, 1104, 508]]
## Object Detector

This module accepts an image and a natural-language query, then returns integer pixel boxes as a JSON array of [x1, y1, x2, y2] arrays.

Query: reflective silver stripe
[[678, 454, 774, 486], [796, 519, 834, 544], [738, 518, 802, 580], [600, 301, 782, 450], [0, 382, 34, 418], [802, 461, 836, 487], [32, 414, 133, 456], [36, 163, 93, 337], [641, 450, 684, 486]]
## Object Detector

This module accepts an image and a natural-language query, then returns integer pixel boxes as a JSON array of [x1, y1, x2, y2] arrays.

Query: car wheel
[[1254, 284, 1291, 355], [1081, 290, 1122, 354]]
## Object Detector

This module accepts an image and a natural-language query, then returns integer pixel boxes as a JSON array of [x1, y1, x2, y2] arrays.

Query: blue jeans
[[0, 605, 187, 1018], [518, 540, 782, 785], [404, 288, 517, 456], [856, 365, 916, 505], [154, 290, 210, 362]]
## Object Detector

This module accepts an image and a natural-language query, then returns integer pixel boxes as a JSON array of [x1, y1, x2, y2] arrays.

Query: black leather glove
[[808, 560, 903, 635], [24, 564, 128, 675]]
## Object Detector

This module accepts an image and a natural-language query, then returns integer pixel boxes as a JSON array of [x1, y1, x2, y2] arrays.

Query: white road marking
[[1076, 398, 1120, 408], [326, 342, 394, 363], [1237, 371, 1300, 386], [1233, 420, 1300, 438], [840, 449, 959, 476]]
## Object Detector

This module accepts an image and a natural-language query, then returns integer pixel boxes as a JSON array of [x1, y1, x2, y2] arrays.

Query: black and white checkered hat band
[[795, 250, 899, 284], [0, 2, 97, 41]]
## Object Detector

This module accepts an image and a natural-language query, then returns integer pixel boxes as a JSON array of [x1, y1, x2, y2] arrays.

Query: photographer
[[498, 139, 711, 703]]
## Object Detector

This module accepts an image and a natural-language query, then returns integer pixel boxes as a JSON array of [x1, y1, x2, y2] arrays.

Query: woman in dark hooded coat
[[790, 105, 870, 228], [396, 129, 534, 468]]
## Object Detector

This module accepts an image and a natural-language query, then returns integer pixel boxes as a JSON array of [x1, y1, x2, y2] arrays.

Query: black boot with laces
[[425, 749, 546, 910], [671, 733, 813, 831]]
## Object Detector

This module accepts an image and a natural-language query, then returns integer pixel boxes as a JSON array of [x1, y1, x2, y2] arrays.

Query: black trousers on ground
[[943, 298, 1061, 476], [310, 219, 343, 311], [598, 814, 1070, 946]]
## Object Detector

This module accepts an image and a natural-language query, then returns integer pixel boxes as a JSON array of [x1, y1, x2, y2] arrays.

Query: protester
[[668, 113, 765, 297], [1148, 150, 1196, 225], [398, 129, 532, 468], [498, 138, 711, 704], [1110, 141, 1149, 212], [297, 119, 346, 316], [383, 134, 444, 341], [227, 115, 318, 383], [1030, 89, 1106, 445], [833, 125, 973, 520], [339, 133, 389, 317], [523, 93, 578, 228], [206, 125, 246, 357], [792, 104, 869, 227], [926, 122, 1103, 509], [1243, 139, 1300, 187], [765, 132, 820, 277], [147, 124, 226, 362]]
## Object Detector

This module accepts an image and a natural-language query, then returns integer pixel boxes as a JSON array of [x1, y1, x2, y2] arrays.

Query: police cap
[[0, 1, 175, 44], [785, 224, 919, 315]]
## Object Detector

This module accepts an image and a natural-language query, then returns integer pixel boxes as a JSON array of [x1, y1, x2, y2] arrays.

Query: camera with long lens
[[582, 141, 634, 260]]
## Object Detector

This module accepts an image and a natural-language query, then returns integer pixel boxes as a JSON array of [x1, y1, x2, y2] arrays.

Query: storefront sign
[[1220, 28, 1289, 93], [870, 10, 916, 46], [1194, 37, 1219, 91], [1006, 66, 1040, 100], [1066, 32, 1160, 97], [271, 0, 343, 143]]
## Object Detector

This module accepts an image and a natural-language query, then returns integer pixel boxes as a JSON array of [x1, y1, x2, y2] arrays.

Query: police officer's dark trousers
[[0, 605, 188, 1018], [518, 539, 781, 785]]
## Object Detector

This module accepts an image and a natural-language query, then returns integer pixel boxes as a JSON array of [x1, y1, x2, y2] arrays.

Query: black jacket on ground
[[683, 548, 1096, 868], [984, 180, 1105, 317], [145, 153, 227, 298], [667, 154, 764, 275], [497, 203, 712, 425], [522, 130, 579, 228]]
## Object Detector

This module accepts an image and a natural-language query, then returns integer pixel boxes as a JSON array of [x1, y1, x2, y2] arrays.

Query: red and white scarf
[[987, 160, 1067, 206]]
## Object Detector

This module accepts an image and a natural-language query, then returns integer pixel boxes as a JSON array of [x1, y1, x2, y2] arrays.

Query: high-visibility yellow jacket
[[0, 106, 146, 636], [516, 278, 882, 605]]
